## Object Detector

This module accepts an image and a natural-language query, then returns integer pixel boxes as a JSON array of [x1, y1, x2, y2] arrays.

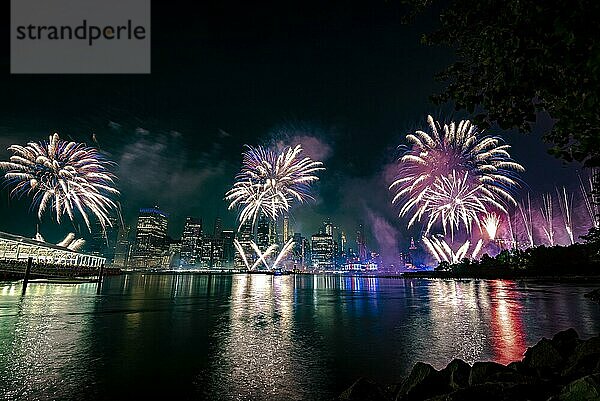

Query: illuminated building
[[87, 217, 119, 263], [222, 230, 235, 266], [180, 217, 202, 266], [0, 231, 105, 267], [213, 217, 223, 239], [356, 223, 367, 262], [113, 225, 132, 268], [283, 216, 290, 243], [311, 230, 334, 270], [130, 207, 169, 269], [256, 216, 270, 249], [235, 220, 254, 268]]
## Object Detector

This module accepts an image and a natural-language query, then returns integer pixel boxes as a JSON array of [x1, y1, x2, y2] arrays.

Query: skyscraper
[[130, 207, 169, 268], [311, 230, 334, 270], [256, 216, 270, 249], [113, 225, 132, 268], [213, 217, 223, 239], [180, 217, 202, 266], [222, 230, 235, 266], [356, 223, 367, 262], [324, 218, 333, 236], [283, 216, 290, 243]]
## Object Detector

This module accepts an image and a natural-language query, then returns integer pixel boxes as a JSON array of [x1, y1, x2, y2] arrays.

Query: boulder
[[397, 362, 449, 400], [440, 359, 471, 390], [551, 328, 581, 360], [522, 338, 564, 375], [425, 383, 509, 401], [558, 374, 600, 401], [469, 361, 512, 386], [337, 377, 392, 401], [563, 337, 600, 379]]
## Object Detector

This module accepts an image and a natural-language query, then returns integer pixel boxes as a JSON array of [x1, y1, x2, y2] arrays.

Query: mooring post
[[96, 263, 105, 295], [22, 257, 33, 295]]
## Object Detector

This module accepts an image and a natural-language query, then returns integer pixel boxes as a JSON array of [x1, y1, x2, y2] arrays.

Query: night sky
[[0, 1, 586, 255]]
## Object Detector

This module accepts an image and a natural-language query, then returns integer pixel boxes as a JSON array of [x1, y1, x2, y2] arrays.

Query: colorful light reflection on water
[[0, 275, 598, 400]]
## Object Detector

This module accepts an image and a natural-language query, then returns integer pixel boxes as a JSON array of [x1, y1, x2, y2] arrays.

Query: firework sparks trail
[[419, 171, 495, 237], [540, 193, 555, 246], [518, 194, 534, 248], [226, 144, 324, 228], [0, 133, 120, 232], [556, 186, 575, 245], [390, 115, 523, 235], [506, 211, 517, 249], [483, 212, 500, 240], [271, 238, 295, 269], [234, 239, 252, 269], [579, 172, 600, 229], [422, 235, 484, 264]]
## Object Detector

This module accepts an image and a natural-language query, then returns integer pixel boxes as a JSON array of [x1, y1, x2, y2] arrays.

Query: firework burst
[[226, 144, 324, 227], [483, 212, 500, 240], [390, 115, 523, 235], [0, 133, 120, 231]]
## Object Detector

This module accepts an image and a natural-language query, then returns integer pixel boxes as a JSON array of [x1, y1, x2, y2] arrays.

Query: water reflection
[[0, 276, 598, 401], [0, 283, 99, 400], [204, 275, 327, 401], [489, 280, 526, 364]]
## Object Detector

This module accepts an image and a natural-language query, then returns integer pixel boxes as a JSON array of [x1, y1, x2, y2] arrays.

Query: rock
[[558, 374, 600, 401], [522, 338, 564, 376], [551, 328, 581, 360], [397, 362, 449, 400], [425, 383, 509, 401], [337, 377, 393, 401], [440, 359, 471, 390], [469, 361, 512, 386], [563, 337, 600, 379]]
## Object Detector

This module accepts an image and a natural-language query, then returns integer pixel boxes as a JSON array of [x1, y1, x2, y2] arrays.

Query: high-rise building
[[256, 216, 270, 249], [113, 225, 132, 268], [283, 216, 290, 243], [222, 230, 235, 266], [324, 218, 333, 236], [87, 217, 119, 262], [130, 207, 169, 268], [311, 231, 334, 270], [235, 220, 254, 268], [356, 223, 367, 262], [180, 217, 202, 266], [213, 217, 223, 239]]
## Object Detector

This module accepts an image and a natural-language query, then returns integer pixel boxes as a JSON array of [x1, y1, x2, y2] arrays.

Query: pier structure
[[0, 231, 105, 268]]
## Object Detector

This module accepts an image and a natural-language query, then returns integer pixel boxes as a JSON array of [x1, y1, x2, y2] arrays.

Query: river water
[[0, 274, 598, 400]]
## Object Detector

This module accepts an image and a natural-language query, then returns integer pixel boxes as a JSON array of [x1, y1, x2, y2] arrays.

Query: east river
[[0, 274, 599, 400]]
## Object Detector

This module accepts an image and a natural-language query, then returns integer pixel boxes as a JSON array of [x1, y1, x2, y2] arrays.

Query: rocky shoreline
[[336, 328, 600, 401]]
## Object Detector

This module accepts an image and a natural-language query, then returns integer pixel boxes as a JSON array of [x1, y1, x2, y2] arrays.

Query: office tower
[[235, 220, 255, 268], [222, 230, 235, 266], [356, 223, 367, 262], [180, 217, 202, 266], [283, 216, 290, 243], [130, 207, 169, 268], [324, 218, 333, 236], [113, 225, 132, 268], [256, 216, 270, 249], [213, 217, 223, 239], [311, 231, 334, 270], [87, 216, 119, 262]]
